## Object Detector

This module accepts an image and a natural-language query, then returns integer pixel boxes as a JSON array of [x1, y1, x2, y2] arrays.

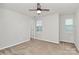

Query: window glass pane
[[65, 19, 73, 25], [36, 20, 42, 26], [64, 18, 74, 32], [36, 20, 43, 32]]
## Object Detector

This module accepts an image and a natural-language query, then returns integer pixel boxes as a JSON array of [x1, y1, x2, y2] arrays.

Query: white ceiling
[[1, 3, 79, 17]]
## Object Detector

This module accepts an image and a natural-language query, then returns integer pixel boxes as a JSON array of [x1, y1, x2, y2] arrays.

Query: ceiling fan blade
[[41, 9, 50, 11], [29, 9, 37, 11]]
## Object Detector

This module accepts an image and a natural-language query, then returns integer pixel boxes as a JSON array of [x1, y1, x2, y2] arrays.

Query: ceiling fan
[[29, 3, 49, 15]]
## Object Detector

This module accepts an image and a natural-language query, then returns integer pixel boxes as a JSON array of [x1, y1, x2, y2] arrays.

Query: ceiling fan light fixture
[[37, 10, 41, 14]]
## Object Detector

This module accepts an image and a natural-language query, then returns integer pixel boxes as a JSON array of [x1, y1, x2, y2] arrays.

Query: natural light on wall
[[64, 18, 74, 32]]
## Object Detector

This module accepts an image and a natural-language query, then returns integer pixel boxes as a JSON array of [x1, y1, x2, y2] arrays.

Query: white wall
[[74, 10, 79, 51], [59, 14, 75, 43], [0, 8, 33, 49], [35, 13, 59, 43]]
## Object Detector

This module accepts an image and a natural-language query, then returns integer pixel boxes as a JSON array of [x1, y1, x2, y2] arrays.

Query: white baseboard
[[32, 37, 59, 44], [0, 39, 30, 50], [59, 40, 74, 44]]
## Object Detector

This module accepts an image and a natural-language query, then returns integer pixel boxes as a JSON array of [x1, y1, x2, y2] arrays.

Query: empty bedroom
[[0, 3, 79, 55]]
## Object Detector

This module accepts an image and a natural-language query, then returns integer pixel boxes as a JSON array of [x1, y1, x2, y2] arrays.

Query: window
[[64, 18, 74, 32], [36, 20, 43, 32]]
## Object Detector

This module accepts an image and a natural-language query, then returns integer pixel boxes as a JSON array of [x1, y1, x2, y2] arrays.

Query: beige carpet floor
[[0, 39, 79, 55]]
